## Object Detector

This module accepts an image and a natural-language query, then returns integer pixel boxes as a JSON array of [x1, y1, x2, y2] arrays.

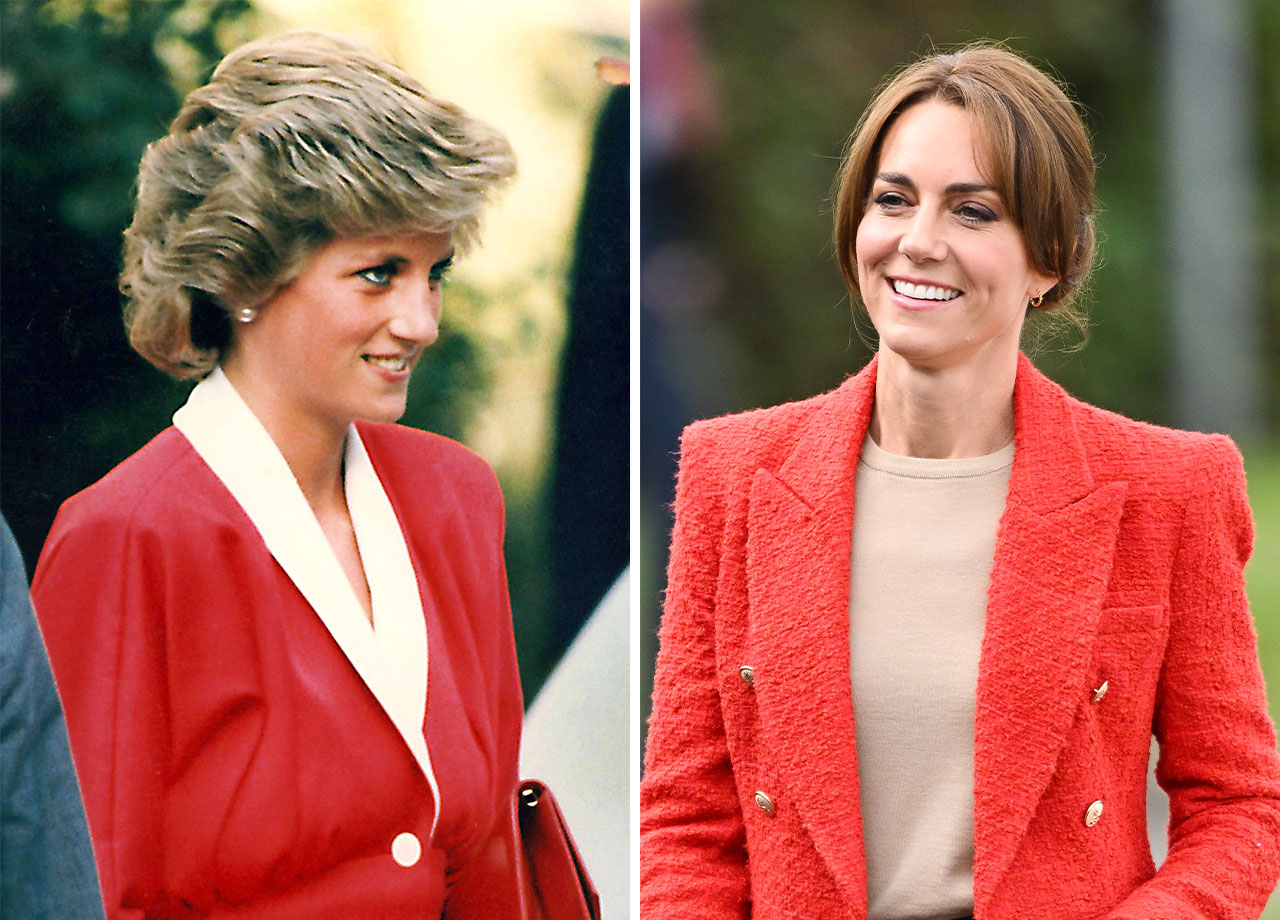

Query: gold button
[[1084, 800, 1103, 827], [754, 791, 776, 817], [738, 665, 755, 686], [1092, 680, 1109, 703]]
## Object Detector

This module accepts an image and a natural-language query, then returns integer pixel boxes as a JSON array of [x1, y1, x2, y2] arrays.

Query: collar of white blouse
[[173, 367, 440, 840]]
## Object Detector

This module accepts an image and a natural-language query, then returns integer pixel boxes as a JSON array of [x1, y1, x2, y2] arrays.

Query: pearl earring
[[235, 307, 257, 324]]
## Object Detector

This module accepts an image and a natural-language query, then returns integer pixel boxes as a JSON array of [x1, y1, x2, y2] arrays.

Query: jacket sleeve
[[30, 506, 170, 920], [1106, 437, 1280, 919], [641, 423, 751, 918]]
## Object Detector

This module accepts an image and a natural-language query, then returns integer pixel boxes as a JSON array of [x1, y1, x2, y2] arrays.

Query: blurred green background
[[0, 0, 629, 699], [640, 0, 1280, 904]]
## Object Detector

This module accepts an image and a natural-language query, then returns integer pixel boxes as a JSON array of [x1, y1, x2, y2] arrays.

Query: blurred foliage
[[0, 0, 561, 693], [1247, 445, 1280, 718], [656, 0, 1278, 430], [1, 0, 257, 562], [1246, 443, 1280, 916], [1257, 0, 1280, 408]]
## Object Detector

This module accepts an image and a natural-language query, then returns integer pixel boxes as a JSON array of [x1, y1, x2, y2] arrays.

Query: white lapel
[[173, 368, 440, 839]]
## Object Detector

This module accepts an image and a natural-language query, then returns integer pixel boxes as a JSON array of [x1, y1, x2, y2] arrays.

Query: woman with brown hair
[[32, 31, 532, 918], [642, 43, 1280, 920]]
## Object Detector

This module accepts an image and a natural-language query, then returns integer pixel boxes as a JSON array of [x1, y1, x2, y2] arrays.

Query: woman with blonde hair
[[33, 31, 529, 917], [641, 43, 1280, 919]]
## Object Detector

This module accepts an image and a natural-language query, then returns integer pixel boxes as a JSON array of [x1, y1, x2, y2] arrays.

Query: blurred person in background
[[1, 515, 104, 920], [30, 31, 536, 918], [642, 43, 1280, 920]]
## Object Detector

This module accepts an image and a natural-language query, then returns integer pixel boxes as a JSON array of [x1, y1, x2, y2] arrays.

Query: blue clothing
[[1, 516, 104, 920]]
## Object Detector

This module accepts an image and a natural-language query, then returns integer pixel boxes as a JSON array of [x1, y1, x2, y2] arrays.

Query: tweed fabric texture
[[641, 353, 1280, 920]]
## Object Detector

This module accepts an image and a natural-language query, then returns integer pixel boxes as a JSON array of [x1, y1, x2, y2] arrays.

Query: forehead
[[875, 100, 996, 184]]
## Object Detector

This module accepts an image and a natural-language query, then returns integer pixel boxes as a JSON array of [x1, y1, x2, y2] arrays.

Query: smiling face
[[222, 231, 454, 441], [855, 100, 1056, 374]]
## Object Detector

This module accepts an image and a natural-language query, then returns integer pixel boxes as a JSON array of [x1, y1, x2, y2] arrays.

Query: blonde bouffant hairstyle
[[833, 43, 1095, 330], [121, 31, 515, 379]]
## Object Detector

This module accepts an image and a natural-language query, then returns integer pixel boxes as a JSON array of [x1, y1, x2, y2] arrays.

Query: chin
[[874, 325, 955, 366], [356, 398, 410, 426]]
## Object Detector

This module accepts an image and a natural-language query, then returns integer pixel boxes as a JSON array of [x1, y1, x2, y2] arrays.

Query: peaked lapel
[[972, 354, 1126, 913], [745, 357, 877, 908], [173, 370, 442, 839]]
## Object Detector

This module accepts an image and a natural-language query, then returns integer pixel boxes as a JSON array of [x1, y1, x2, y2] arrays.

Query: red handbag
[[515, 779, 601, 919]]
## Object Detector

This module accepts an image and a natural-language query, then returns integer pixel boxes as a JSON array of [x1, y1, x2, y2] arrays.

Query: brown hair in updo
[[833, 42, 1095, 329]]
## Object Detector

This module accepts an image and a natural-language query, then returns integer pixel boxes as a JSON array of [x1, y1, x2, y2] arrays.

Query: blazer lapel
[[746, 358, 877, 909], [173, 371, 440, 837], [345, 429, 441, 839], [972, 354, 1127, 914]]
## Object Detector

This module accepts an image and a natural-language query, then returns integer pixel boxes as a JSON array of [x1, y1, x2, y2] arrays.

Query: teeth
[[892, 280, 961, 301], [363, 355, 408, 372]]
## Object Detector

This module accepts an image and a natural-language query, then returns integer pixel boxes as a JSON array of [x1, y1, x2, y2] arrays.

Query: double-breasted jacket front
[[33, 371, 526, 919], [641, 354, 1280, 920]]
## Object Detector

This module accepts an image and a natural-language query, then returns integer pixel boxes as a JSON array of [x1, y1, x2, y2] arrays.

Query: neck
[[870, 348, 1018, 458], [220, 362, 348, 514]]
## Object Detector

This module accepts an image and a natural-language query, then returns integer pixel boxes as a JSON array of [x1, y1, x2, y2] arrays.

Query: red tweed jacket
[[641, 353, 1280, 920]]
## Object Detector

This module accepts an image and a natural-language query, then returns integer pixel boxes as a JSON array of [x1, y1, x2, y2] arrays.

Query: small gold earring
[[1029, 293, 1044, 308]]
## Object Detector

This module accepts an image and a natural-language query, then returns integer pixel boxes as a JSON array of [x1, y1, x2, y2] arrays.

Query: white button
[[392, 831, 422, 867]]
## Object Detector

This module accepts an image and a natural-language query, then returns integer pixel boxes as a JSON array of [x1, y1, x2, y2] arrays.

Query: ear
[[1028, 270, 1059, 306]]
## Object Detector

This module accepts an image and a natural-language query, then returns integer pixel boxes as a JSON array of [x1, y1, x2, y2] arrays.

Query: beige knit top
[[849, 433, 1014, 920]]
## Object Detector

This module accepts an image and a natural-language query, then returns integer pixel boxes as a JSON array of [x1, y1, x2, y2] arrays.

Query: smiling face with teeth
[[221, 231, 454, 441], [855, 100, 1057, 375]]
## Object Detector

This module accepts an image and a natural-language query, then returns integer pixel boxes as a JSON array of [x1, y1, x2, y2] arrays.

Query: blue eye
[[356, 263, 397, 286], [428, 258, 454, 289]]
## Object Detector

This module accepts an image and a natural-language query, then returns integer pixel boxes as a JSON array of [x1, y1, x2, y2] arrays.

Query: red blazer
[[642, 354, 1280, 920], [33, 422, 526, 919]]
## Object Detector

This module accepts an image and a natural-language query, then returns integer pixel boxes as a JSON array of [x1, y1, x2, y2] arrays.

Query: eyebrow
[[876, 171, 996, 196], [361, 250, 456, 270]]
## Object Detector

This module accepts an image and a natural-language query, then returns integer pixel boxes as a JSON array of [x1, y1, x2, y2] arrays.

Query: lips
[[362, 354, 411, 373]]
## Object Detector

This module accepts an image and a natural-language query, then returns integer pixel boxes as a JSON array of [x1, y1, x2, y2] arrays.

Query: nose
[[387, 280, 441, 347], [897, 208, 947, 263]]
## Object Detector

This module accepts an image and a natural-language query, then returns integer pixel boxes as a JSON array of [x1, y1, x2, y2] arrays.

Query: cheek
[[973, 236, 1035, 292], [854, 215, 890, 279], [305, 308, 362, 352]]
